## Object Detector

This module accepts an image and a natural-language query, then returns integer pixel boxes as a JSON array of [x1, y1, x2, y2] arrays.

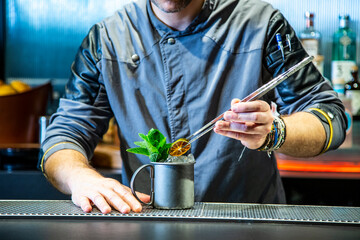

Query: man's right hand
[[44, 149, 150, 214], [69, 169, 150, 214]]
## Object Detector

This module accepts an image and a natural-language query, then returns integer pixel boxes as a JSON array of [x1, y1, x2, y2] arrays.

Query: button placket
[[160, 35, 190, 141]]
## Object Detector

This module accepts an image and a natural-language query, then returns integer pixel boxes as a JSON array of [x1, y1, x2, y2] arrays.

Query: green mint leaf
[[126, 147, 149, 156], [150, 152, 160, 162], [143, 140, 158, 154], [147, 129, 164, 148], [139, 133, 148, 142], [134, 141, 147, 148], [158, 137, 167, 151], [127, 128, 172, 162]]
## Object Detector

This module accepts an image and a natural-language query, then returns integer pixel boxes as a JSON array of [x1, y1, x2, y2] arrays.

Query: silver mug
[[130, 161, 195, 209]]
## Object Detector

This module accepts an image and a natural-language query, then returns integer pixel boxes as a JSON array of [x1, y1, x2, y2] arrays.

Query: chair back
[[0, 82, 52, 144]]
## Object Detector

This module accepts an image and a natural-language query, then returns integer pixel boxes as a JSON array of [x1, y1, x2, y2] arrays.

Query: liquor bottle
[[345, 66, 360, 118], [299, 12, 321, 57], [332, 15, 357, 85], [332, 78, 345, 96]]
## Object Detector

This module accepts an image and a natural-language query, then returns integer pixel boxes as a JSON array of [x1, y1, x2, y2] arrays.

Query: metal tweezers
[[183, 56, 314, 146]]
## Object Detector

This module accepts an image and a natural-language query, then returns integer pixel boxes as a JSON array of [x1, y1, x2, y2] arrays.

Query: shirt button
[[167, 38, 176, 45], [131, 54, 140, 62]]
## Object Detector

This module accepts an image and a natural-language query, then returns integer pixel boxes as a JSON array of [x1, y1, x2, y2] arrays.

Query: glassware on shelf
[[331, 15, 357, 86], [299, 12, 321, 57]]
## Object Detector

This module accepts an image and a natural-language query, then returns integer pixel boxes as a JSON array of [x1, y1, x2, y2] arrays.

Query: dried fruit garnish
[[169, 138, 191, 156]]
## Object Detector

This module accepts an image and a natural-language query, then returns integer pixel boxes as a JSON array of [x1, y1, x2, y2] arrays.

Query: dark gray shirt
[[41, 0, 346, 204]]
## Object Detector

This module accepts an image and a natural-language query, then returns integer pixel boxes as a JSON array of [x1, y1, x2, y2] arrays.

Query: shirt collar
[[146, 0, 215, 37]]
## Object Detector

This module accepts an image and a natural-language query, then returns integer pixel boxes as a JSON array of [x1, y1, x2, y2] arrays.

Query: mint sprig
[[126, 128, 172, 162]]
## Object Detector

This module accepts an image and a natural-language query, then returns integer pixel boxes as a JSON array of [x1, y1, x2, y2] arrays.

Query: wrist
[[257, 116, 286, 153]]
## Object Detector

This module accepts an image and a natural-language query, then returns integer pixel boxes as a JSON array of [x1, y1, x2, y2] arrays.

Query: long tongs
[[183, 56, 314, 146]]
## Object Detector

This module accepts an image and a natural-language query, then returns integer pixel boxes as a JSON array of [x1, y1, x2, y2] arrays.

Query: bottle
[[339, 95, 353, 148], [332, 15, 357, 85], [345, 66, 360, 118], [333, 78, 345, 96], [299, 12, 321, 57]]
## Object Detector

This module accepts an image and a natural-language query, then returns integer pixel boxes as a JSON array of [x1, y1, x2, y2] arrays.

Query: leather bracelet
[[257, 128, 273, 151], [257, 116, 286, 152]]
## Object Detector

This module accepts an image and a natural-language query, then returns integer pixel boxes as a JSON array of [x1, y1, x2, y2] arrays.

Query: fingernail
[[223, 112, 232, 120], [83, 206, 92, 213], [103, 206, 112, 214], [134, 205, 142, 213], [121, 206, 130, 214]]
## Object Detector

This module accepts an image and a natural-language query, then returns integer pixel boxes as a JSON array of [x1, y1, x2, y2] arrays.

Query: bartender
[[39, 0, 347, 214]]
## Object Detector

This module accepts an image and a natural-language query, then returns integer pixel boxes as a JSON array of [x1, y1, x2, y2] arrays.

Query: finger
[[214, 128, 266, 149], [100, 189, 132, 214], [231, 100, 270, 113], [135, 191, 151, 203], [231, 98, 241, 105], [80, 197, 93, 213], [72, 195, 93, 213], [223, 111, 273, 124], [104, 190, 150, 213], [113, 185, 143, 213], [90, 193, 112, 214], [216, 121, 272, 135]]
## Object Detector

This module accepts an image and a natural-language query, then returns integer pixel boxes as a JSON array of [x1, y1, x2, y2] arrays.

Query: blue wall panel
[[4, 0, 360, 81], [5, 0, 131, 80]]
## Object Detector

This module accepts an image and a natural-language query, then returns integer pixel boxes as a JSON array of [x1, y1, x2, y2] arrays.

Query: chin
[[151, 0, 192, 13]]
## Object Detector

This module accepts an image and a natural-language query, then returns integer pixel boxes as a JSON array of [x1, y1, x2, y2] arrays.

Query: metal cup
[[130, 161, 194, 209]]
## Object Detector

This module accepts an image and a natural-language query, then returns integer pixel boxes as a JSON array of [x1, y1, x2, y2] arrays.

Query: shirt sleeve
[[39, 24, 114, 173], [262, 11, 347, 153]]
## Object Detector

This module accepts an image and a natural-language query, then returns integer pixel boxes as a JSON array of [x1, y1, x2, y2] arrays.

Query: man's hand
[[69, 169, 150, 214], [213, 98, 273, 149], [44, 149, 150, 214], [213, 98, 327, 157]]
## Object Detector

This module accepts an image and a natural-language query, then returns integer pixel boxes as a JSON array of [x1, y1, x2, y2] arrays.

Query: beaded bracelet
[[273, 116, 286, 150], [257, 116, 286, 153]]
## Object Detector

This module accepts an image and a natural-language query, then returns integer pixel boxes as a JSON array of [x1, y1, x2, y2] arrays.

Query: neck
[[151, 0, 205, 31]]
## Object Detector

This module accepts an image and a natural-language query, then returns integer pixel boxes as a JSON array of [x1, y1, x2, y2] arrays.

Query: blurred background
[[1, 0, 133, 113], [0, 0, 359, 206], [1, 0, 359, 106], [2, 0, 358, 142]]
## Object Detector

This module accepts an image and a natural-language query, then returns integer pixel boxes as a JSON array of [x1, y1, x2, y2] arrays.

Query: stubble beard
[[150, 0, 193, 13]]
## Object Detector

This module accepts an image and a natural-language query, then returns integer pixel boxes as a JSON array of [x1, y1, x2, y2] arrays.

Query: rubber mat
[[0, 200, 359, 224]]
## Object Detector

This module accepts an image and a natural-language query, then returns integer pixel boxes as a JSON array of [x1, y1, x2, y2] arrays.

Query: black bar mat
[[0, 200, 359, 225]]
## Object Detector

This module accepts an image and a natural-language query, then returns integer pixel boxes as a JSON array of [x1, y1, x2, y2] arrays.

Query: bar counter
[[0, 200, 359, 240], [0, 124, 359, 240]]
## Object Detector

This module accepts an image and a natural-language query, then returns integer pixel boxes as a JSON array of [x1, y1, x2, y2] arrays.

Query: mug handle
[[130, 164, 154, 206]]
